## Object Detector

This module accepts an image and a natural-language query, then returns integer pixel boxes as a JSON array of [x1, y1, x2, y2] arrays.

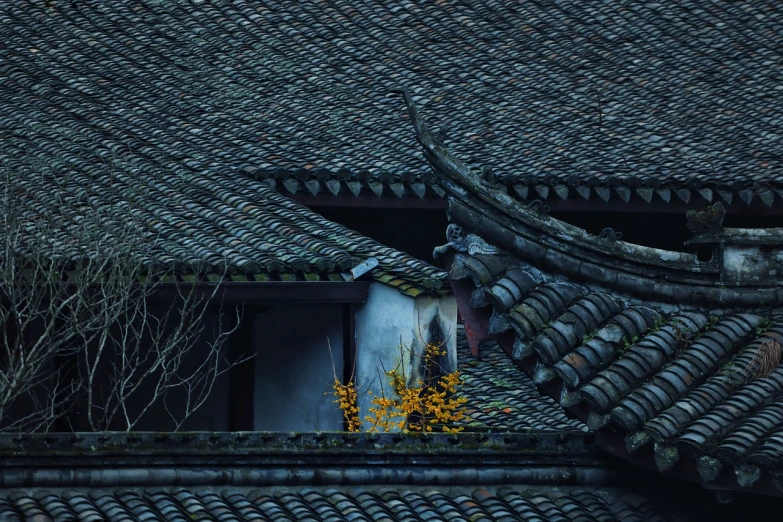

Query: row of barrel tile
[[2, 0, 782, 211], [0, 486, 670, 522], [5, 153, 446, 295], [453, 251, 783, 481], [455, 327, 587, 432]]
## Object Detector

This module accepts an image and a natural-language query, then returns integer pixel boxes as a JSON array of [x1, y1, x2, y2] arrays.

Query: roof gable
[[4, 166, 446, 296]]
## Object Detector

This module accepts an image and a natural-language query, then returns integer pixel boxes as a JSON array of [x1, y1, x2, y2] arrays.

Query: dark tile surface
[[3, 1, 782, 206], [6, 166, 447, 296], [450, 248, 783, 484], [455, 326, 587, 432], [0, 485, 674, 522]]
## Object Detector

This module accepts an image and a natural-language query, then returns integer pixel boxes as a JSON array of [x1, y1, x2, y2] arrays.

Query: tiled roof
[[405, 99, 783, 494], [7, 167, 446, 296], [455, 326, 587, 432], [0, 432, 687, 521], [451, 247, 783, 489], [3, 1, 782, 208], [0, 485, 674, 522]]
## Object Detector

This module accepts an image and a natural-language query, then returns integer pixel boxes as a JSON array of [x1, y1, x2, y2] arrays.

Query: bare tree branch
[[0, 160, 246, 432]]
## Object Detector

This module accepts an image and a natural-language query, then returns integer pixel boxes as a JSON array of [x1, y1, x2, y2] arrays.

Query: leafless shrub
[[0, 161, 241, 432]]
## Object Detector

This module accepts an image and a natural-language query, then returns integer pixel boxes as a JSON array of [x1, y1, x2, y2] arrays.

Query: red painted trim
[[450, 278, 492, 358]]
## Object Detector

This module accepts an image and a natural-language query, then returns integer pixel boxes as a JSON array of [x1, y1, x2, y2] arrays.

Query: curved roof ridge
[[396, 89, 783, 307]]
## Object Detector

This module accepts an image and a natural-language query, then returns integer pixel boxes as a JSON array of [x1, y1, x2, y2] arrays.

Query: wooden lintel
[[152, 281, 370, 306]]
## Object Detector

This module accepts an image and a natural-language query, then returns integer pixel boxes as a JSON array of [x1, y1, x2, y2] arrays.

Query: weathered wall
[[253, 304, 344, 432], [721, 244, 783, 282], [354, 283, 457, 430]]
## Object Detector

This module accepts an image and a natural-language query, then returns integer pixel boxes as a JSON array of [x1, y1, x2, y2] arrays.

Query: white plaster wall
[[354, 282, 457, 430], [413, 291, 459, 374], [253, 304, 344, 432]]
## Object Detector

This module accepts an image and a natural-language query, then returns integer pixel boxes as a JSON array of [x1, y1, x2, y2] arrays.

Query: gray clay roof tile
[[450, 246, 783, 488], [404, 81, 783, 493], [455, 325, 587, 432], [3, 1, 783, 207], [0, 483, 683, 521], [5, 154, 446, 296]]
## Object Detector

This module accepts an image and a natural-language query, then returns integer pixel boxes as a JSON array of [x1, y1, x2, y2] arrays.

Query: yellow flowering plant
[[332, 378, 361, 432], [326, 339, 361, 432], [330, 340, 467, 433]]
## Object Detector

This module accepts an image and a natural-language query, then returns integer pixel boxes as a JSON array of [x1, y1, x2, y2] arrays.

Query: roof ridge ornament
[[527, 199, 550, 218], [598, 227, 623, 242], [394, 88, 783, 299], [686, 202, 726, 237], [684, 202, 783, 282], [433, 224, 504, 259]]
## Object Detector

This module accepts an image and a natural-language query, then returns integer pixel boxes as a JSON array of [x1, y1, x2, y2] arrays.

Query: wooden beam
[[152, 281, 370, 306]]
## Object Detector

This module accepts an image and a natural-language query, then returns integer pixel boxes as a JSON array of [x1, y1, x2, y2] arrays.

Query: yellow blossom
[[331, 341, 468, 434]]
